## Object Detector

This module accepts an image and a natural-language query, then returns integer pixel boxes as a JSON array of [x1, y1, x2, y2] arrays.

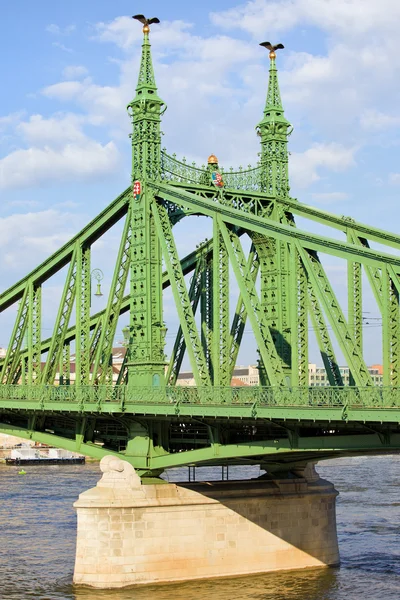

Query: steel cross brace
[[91, 209, 132, 384], [228, 243, 259, 381], [296, 242, 374, 388], [41, 248, 78, 384], [167, 261, 202, 385], [1, 286, 29, 384], [151, 200, 211, 386], [217, 218, 286, 387]]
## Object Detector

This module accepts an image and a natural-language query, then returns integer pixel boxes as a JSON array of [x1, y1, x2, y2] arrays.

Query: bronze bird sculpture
[[132, 14, 160, 32], [260, 41, 284, 59]]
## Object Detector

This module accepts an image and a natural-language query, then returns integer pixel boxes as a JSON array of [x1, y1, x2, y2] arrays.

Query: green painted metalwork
[[218, 221, 286, 387], [256, 54, 291, 197], [91, 210, 132, 384], [3, 24, 400, 473], [152, 200, 210, 386], [75, 245, 91, 385], [212, 218, 230, 386], [307, 282, 343, 386], [41, 249, 77, 385], [296, 243, 373, 388], [166, 260, 202, 385], [228, 244, 259, 380], [200, 250, 214, 381]]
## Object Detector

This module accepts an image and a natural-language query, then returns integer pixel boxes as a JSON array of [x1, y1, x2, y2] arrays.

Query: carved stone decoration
[[97, 455, 142, 490]]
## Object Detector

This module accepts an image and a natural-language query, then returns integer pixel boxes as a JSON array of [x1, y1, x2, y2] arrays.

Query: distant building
[[177, 365, 259, 386], [308, 363, 383, 386]]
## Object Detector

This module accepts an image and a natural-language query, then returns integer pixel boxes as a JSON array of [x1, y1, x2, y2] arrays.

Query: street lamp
[[122, 325, 130, 346], [91, 269, 104, 297]]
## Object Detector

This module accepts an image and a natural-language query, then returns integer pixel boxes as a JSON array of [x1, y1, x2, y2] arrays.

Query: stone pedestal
[[73, 457, 339, 588]]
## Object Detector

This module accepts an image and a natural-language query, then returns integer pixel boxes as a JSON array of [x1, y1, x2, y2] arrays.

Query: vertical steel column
[[212, 217, 230, 386], [75, 245, 91, 385], [1, 288, 29, 384], [27, 281, 42, 384], [228, 244, 259, 382], [126, 24, 167, 389], [200, 254, 214, 382], [41, 251, 77, 384], [347, 232, 362, 385]]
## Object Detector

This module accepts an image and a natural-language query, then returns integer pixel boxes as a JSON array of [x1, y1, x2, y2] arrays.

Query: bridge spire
[[127, 17, 166, 181], [126, 17, 167, 389], [257, 45, 292, 198]]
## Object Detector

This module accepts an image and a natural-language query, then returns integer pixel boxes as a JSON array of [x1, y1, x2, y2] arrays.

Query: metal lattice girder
[[296, 243, 373, 387], [88, 317, 102, 367], [167, 262, 202, 385], [59, 343, 71, 385], [381, 266, 400, 386], [151, 200, 211, 386], [91, 210, 132, 384], [213, 217, 230, 386], [228, 243, 259, 380], [1, 287, 29, 384], [200, 253, 213, 380], [177, 183, 400, 255], [151, 182, 400, 269], [346, 231, 362, 386], [289, 246, 309, 386], [218, 219, 286, 387], [1, 188, 131, 312], [349, 233, 400, 386], [307, 281, 343, 386], [41, 249, 77, 384], [75, 245, 91, 384], [254, 230, 291, 372], [27, 281, 42, 384], [349, 233, 383, 310], [0, 241, 207, 375]]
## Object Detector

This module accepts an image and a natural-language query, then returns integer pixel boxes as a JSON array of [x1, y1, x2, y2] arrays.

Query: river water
[[0, 455, 398, 600]]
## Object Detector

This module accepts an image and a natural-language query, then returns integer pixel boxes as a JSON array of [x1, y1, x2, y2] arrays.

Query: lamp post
[[91, 269, 104, 298], [122, 325, 130, 347]]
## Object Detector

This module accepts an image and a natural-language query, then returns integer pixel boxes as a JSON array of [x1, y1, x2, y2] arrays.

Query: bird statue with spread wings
[[132, 14, 160, 33], [259, 41, 284, 59]]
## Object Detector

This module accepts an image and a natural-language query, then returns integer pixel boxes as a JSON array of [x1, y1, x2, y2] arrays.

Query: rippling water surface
[[0, 456, 398, 599]]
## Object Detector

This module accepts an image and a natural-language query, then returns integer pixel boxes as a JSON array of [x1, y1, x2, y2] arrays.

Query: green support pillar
[[256, 45, 293, 383], [126, 21, 167, 389]]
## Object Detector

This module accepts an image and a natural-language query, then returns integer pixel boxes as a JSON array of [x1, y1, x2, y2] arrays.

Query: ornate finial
[[208, 154, 218, 164], [132, 14, 160, 34], [259, 41, 284, 60]]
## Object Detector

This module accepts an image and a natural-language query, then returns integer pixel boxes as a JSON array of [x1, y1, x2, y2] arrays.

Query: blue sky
[[1, 0, 400, 366]]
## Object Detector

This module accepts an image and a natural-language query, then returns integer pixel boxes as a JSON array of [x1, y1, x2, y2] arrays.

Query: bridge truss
[[1, 25, 400, 476]]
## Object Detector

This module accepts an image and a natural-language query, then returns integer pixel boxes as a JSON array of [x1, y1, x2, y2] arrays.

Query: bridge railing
[[160, 151, 263, 192], [0, 385, 399, 409]]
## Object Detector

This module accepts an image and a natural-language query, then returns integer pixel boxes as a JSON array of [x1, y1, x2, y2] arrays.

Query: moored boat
[[5, 446, 85, 465]]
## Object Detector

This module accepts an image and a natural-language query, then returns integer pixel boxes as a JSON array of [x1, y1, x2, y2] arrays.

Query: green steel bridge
[[1, 23, 400, 477]]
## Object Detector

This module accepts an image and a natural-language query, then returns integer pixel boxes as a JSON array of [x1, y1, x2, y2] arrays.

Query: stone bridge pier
[[73, 457, 339, 588]]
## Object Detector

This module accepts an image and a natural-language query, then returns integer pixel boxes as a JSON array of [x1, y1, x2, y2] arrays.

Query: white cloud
[[0, 140, 119, 190], [0, 210, 81, 269], [389, 173, 400, 185], [46, 24, 75, 36], [290, 143, 356, 188], [52, 42, 73, 53], [17, 113, 86, 147], [43, 79, 126, 126], [63, 65, 88, 80], [360, 109, 400, 131], [210, 0, 400, 38], [0, 111, 25, 131]]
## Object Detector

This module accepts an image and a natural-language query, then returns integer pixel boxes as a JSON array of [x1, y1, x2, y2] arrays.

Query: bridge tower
[[126, 23, 167, 388], [255, 48, 295, 385]]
